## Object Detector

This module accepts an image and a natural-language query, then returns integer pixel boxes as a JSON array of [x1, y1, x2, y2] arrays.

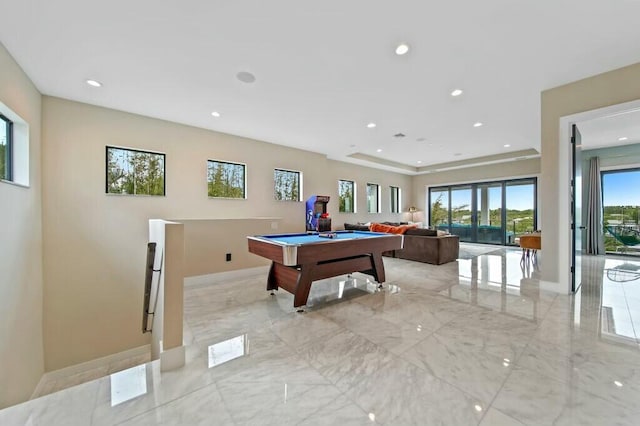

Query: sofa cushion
[[405, 228, 437, 236], [370, 222, 418, 234], [344, 223, 370, 231]]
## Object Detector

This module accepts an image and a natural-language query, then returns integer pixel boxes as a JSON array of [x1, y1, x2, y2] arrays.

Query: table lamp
[[408, 206, 418, 222]]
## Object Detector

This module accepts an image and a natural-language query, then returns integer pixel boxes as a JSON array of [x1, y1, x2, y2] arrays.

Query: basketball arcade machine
[[306, 195, 331, 232]]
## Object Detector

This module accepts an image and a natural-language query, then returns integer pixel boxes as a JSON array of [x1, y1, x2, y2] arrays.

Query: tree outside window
[[106, 146, 165, 196], [207, 160, 246, 198], [274, 169, 301, 201], [338, 180, 355, 213], [0, 114, 12, 181]]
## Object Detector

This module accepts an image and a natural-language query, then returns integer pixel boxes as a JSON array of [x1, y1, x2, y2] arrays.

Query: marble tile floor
[[3, 246, 640, 425]]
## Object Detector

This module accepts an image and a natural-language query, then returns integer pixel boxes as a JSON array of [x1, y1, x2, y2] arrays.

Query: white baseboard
[[160, 345, 186, 372], [31, 344, 151, 399], [184, 266, 269, 287], [539, 280, 568, 294]]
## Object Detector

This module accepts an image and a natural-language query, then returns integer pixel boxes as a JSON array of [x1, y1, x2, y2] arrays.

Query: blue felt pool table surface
[[259, 230, 389, 245]]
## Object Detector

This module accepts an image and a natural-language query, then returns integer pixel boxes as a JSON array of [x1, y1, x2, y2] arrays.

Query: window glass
[[274, 169, 301, 201], [367, 183, 380, 213], [390, 186, 401, 213], [207, 160, 246, 198], [602, 169, 640, 253], [338, 180, 355, 213], [106, 146, 165, 196], [0, 114, 11, 181]]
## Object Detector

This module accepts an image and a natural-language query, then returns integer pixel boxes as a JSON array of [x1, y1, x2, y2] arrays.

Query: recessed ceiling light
[[376, 149, 383, 153], [236, 71, 256, 83], [211, 111, 221, 118], [618, 136, 628, 141], [474, 405, 483, 412], [367, 122, 377, 128], [417, 160, 422, 164], [395, 43, 410, 55], [614, 381, 624, 387], [473, 122, 483, 127], [86, 79, 102, 87], [504, 144, 511, 148], [451, 89, 463, 97]]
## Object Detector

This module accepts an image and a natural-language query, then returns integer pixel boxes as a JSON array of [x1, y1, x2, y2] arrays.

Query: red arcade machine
[[306, 195, 331, 232]]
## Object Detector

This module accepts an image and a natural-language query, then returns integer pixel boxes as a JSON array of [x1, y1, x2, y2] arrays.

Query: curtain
[[586, 157, 605, 254]]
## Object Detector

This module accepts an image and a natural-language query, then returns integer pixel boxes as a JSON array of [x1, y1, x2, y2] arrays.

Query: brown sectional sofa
[[343, 223, 460, 265], [394, 228, 460, 265]]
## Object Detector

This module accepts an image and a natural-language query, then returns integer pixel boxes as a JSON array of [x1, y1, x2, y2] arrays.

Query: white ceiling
[[2, 1, 640, 174], [579, 109, 640, 150]]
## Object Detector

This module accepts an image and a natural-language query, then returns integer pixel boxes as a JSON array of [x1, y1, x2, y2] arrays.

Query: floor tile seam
[[395, 344, 505, 409], [619, 283, 640, 344], [474, 352, 530, 426], [103, 377, 227, 426], [197, 381, 240, 426], [289, 384, 359, 426]]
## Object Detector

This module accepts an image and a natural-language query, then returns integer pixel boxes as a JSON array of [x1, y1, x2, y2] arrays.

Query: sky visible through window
[[603, 170, 640, 206], [448, 184, 534, 211]]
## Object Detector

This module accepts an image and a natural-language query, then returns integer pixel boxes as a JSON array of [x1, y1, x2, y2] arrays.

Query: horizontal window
[[207, 160, 246, 199], [106, 146, 165, 196]]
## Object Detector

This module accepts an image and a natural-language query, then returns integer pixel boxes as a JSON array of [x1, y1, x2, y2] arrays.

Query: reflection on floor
[[2, 245, 640, 425]]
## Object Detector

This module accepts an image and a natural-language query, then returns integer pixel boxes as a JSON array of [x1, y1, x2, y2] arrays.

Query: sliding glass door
[[429, 178, 537, 245], [450, 186, 473, 241], [476, 183, 503, 244], [506, 181, 536, 245]]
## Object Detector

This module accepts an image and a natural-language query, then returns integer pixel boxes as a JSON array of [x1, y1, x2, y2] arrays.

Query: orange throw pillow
[[370, 223, 418, 234]]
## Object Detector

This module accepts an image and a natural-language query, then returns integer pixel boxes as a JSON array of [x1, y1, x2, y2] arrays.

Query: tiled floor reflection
[[3, 245, 640, 425]]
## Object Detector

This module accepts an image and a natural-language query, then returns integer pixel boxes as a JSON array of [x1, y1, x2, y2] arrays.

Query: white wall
[[541, 62, 640, 289], [40, 96, 412, 371], [0, 43, 44, 409]]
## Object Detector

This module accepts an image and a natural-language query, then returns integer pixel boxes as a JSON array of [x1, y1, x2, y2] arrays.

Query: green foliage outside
[[0, 143, 6, 180], [603, 205, 640, 252], [430, 193, 535, 241], [338, 180, 354, 212], [274, 169, 299, 201], [107, 148, 164, 195], [0, 119, 8, 180], [208, 161, 245, 198]]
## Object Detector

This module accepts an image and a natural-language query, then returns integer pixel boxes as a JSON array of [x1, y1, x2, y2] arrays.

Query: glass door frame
[[428, 177, 538, 245]]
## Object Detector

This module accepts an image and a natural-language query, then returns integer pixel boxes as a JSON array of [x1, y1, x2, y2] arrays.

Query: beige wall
[[411, 159, 541, 224], [0, 44, 44, 408], [40, 96, 412, 370], [541, 62, 640, 287]]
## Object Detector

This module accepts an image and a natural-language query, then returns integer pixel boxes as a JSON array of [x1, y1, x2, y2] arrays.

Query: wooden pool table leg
[[267, 262, 279, 295], [293, 264, 315, 308], [371, 252, 385, 285]]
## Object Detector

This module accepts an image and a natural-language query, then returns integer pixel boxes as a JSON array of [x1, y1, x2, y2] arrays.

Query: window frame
[[105, 145, 166, 196], [273, 168, 302, 202], [390, 186, 401, 214], [366, 182, 381, 213], [207, 159, 247, 199], [0, 113, 13, 182], [338, 179, 356, 213]]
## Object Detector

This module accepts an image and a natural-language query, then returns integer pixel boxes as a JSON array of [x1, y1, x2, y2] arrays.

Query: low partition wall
[[172, 218, 284, 278]]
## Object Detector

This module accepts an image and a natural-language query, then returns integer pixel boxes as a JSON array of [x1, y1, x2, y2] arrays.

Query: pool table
[[247, 231, 403, 308]]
